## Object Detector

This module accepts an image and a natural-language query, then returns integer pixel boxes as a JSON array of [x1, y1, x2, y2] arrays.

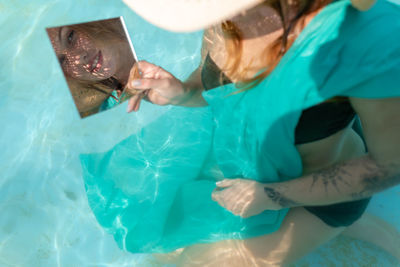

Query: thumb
[[216, 179, 236, 188]]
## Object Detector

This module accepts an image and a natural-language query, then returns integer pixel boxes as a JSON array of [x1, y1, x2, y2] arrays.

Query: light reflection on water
[[1, 0, 399, 266], [1, 0, 202, 265]]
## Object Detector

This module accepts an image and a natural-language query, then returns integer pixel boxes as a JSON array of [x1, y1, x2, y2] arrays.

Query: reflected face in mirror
[[47, 18, 137, 118], [49, 26, 118, 82]]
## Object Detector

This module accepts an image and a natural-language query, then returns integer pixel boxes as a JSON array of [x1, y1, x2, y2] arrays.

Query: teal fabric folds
[[204, 0, 400, 182], [81, 0, 400, 253], [81, 107, 287, 253]]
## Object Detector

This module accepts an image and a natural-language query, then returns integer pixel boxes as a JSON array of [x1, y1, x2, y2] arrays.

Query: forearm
[[178, 68, 208, 107], [264, 154, 400, 208]]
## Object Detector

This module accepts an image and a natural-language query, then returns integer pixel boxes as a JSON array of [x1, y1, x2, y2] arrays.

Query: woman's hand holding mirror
[[125, 61, 187, 112]]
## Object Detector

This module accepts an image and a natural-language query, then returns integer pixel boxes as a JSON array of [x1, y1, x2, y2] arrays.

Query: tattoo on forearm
[[308, 155, 400, 200], [310, 163, 352, 193], [351, 160, 400, 199], [264, 187, 299, 208]]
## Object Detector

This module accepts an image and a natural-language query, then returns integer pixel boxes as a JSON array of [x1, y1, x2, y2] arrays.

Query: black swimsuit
[[202, 54, 370, 227]]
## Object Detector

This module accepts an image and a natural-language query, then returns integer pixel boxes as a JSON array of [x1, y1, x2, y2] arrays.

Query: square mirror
[[47, 17, 138, 118]]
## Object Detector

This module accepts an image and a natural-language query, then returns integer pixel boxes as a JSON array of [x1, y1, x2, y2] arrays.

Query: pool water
[[0, 0, 399, 266]]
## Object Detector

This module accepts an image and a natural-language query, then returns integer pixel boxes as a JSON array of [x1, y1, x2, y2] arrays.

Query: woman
[[47, 18, 137, 117], [122, 0, 400, 265]]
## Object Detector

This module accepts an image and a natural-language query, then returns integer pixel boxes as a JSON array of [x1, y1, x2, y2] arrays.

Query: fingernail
[[127, 102, 133, 113], [131, 80, 141, 87]]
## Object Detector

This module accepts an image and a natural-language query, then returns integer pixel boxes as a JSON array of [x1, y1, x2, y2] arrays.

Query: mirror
[[47, 17, 138, 118]]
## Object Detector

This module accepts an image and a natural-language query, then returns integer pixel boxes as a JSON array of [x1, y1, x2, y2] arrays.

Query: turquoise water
[[1, 0, 399, 266]]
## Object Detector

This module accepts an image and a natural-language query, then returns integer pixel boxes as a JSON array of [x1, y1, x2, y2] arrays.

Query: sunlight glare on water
[[0, 0, 399, 266], [0, 0, 202, 266]]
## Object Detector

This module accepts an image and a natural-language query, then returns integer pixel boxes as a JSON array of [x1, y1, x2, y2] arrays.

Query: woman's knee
[[175, 208, 345, 266], [244, 208, 345, 265]]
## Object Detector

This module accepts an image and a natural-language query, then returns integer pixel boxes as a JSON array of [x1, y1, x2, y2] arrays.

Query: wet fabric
[[201, 53, 357, 145], [80, 0, 400, 253], [99, 91, 120, 111]]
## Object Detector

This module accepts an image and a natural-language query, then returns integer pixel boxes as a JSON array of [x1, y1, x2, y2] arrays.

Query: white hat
[[123, 0, 264, 32]]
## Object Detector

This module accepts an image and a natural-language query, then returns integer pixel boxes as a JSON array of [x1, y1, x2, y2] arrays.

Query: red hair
[[220, 0, 333, 92]]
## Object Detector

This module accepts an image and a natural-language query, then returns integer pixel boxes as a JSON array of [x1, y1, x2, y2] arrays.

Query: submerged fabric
[[201, 52, 357, 145], [80, 0, 400, 253]]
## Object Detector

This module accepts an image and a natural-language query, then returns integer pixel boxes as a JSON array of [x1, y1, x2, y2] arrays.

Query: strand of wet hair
[[98, 76, 124, 101], [279, 0, 314, 54]]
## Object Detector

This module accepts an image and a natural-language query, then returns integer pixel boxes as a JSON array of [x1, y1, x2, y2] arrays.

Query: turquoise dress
[[99, 91, 120, 111], [80, 0, 400, 253]]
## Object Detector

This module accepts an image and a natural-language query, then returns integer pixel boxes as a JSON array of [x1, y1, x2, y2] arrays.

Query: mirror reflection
[[47, 17, 137, 118]]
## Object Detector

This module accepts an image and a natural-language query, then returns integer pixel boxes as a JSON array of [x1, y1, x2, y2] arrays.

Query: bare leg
[[152, 248, 184, 265], [341, 212, 400, 261], [172, 207, 345, 267]]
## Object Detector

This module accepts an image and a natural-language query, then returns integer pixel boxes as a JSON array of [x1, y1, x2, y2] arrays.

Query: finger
[[211, 191, 225, 206], [212, 190, 234, 209], [216, 179, 237, 188], [225, 200, 241, 216], [125, 64, 142, 97], [137, 60, 159, 73], [125, 62, 154, 93], [213, 191, 243, 216], [240, 211, 251, 218], [224, 187, 247, 213], [137, 61, 172, 78], [129, 63, 141, 80], [127, 95, 137, 113], [127, 78, 169, 91], [232, 196, 248, 216], [231, 204, 242, 216], [137, 61, 163, 78], [211, 190, 219, 202], [213, 186, 225, 192], [223, 189, 241, 209], [133, 95, 142, 112], [127, 94, 141, 113]]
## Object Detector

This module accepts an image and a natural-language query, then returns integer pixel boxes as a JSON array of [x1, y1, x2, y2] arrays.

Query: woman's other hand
[[125, 61, 187, 112], [212, 179, 283, 218]]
